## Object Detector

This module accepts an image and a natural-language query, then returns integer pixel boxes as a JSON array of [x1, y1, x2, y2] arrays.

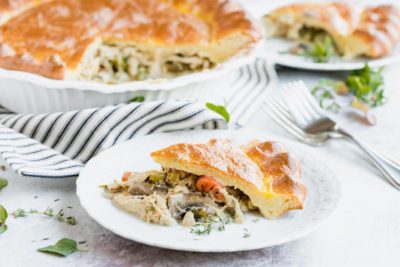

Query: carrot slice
[[196, 176, 225, 202], [121, 172, 133, 182]]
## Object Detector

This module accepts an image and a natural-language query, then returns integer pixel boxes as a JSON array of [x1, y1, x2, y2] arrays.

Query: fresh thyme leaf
[[56, 209, 65, 222], [34, 196, 38, 199], [302, 37, 336, 63], [0, 178, 8, 190], [0, 165, 5, 171], [190, 216, 229, 235], [78, 241, 87, 244], [67, 206, 73, 209], [66, 216, 77, 225], [38, 238, 79, 257], [0, 204, 8, 235], [44, 207, 54, 217], [205, 103, 230, 123], [243, 228, 250, 238], [54, 198, 60, 202], [129, 96, 145, 103], [12, 208, 27, 218]]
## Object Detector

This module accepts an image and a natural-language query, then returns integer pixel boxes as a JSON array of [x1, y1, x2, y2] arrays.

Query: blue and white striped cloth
[[0, 59, 273, 178]]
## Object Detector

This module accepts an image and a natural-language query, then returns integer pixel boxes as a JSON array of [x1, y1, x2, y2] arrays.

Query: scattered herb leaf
[[0, 165, 5, 171], [190, 216, 230, 235], [129, 96, 145, 103], [205, 103, 230, 123], [78, 241, 87, 244], [12, 208, 27, 218], [0, 178, 7, 190], [38, 238, 79, 257], [54, 198, 60, 202], [346, 64, 385, 107], [0, 204, 8, 235], [243, 228, 250, 238], [252, 218, 260, 223], [34, 196, 38, 199], [311, 79, 341, 113], [312, 64, 386, 121], [44, 207, 54, 217]]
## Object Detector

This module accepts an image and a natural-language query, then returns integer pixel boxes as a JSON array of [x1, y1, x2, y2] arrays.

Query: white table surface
[[1, 1, 400, 266], [1, 63, 399, 267]]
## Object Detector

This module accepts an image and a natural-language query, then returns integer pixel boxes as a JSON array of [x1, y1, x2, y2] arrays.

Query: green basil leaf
[[0, 204, 7, 235], [0, 224, 7, 234], [0, 204, 7, 224], [205, 103, 230, 123], [129, 96, 145, 103], [0, 178, 8, 190], [38, 238, 79, 257]]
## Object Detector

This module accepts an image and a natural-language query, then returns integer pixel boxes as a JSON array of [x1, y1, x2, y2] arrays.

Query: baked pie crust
[[151, 139, 307, 219], [0, 0, 261, 83]]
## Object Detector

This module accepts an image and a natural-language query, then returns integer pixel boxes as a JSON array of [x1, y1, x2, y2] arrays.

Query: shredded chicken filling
[[103, 168, 257, 226], [79, 44, 215, 84]]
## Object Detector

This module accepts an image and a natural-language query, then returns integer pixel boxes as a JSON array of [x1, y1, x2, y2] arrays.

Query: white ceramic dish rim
[[76, 129, 342, 252]]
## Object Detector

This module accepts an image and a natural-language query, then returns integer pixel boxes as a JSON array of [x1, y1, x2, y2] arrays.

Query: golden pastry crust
[[151, 139, 307, 219], [242, 141, 306, 209], [263, 2, 400, 58], [0, 0, 261, 80]]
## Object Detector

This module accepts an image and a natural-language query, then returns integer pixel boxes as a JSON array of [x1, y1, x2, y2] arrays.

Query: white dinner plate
[[263, 38, 400, 71], [76, 129, 341, 252]]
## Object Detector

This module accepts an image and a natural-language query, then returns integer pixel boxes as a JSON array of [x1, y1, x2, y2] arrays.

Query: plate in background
[[263, 38, 400, 71]]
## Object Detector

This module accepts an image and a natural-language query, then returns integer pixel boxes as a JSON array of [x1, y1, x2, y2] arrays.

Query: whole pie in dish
[[102, 139, 307, 226], [0, 0, 261, 84], [263, 2, 400, 58]]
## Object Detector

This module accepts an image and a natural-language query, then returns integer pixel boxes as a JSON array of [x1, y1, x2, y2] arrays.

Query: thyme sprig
[[11, 207, 77, 225]]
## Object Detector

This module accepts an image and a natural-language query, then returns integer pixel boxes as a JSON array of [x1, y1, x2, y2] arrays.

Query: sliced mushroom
[[167, 192, 218, 220]]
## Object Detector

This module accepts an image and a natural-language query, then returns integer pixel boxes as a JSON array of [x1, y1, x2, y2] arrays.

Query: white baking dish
[[0, 32, 265, 114]]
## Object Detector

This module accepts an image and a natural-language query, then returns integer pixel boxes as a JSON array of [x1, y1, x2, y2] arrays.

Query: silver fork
[[263, 80, 400, 190]]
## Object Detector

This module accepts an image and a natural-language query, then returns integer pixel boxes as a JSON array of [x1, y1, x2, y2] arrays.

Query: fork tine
[[267, 97, 302, 129], [263, 99, 308, 140], [291, 81, 322, 120], [296, 81, 326, 117], [287, 82, 317, 124], [280, 83, 309, 127]]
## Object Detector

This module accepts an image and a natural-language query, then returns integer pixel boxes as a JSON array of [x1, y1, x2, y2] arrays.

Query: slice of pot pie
[[263, 2, 400, 58], [0, 0, 261, 84], [102, 139, 307, 226]]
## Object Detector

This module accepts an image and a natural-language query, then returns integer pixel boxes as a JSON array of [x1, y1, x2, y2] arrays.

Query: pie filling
[[78, 43, 215, 84], [103, 168, 258, 226], [297, 26, 331, 43]]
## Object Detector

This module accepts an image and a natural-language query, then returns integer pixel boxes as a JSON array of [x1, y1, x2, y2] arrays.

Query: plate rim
[[263, 37, 400, 71], [76, 129, 342, 252]]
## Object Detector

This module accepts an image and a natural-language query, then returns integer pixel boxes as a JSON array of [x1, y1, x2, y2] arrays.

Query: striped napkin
[[0, 59, 273, 178]]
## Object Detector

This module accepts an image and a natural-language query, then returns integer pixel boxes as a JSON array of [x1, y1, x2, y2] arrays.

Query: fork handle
[[336, 128, 400, 190]]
